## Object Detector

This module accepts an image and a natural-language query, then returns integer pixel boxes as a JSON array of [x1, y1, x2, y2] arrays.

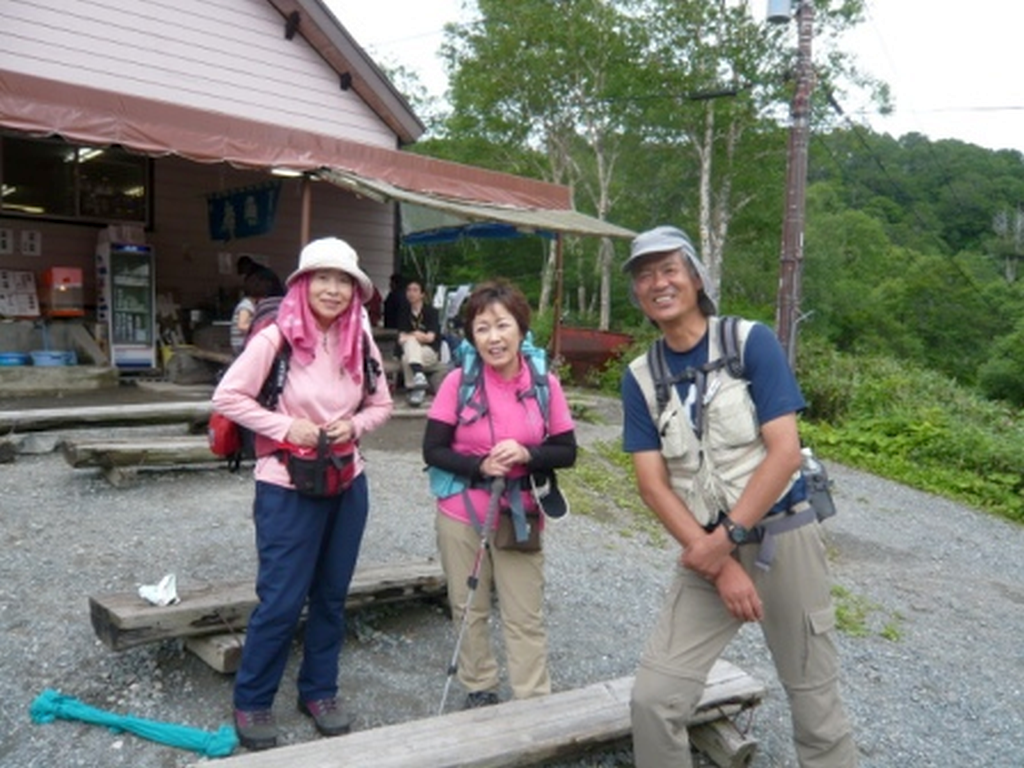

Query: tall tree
[[991, 205, 1024, 283], [629, 0, 876, 298], [441, 0, 645, 328], [437, 0, 877, 326]]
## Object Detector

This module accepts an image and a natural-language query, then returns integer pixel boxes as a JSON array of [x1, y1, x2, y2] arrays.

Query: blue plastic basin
[[0, 352, 30, 366], [30, 350, 68, 367]]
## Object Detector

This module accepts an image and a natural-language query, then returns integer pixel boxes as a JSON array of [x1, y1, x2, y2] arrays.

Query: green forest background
[[385, 0, 1024, 522]]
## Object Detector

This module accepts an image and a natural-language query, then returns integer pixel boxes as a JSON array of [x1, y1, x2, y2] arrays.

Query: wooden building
[[0, 0, 631, 368]]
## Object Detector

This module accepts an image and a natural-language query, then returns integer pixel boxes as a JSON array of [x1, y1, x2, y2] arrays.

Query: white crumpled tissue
[[138, 573, 180, 606]]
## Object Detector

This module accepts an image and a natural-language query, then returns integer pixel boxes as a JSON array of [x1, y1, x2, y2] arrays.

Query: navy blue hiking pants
[[234, 473, 369, 710]]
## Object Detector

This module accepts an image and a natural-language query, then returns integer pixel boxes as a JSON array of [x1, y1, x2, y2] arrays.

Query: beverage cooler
[[96, 242, 157, 368]]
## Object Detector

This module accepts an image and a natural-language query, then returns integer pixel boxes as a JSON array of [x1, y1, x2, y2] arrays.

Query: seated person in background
[[365, 285, 383, 328], [383, 273, 408, 330], [396, 277, 441, 407]]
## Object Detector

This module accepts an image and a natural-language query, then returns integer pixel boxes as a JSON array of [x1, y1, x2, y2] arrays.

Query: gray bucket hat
[[622, 225, 717, 316]]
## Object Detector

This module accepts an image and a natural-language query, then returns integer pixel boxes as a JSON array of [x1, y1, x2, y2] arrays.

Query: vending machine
[[96, 242, 157, 369]]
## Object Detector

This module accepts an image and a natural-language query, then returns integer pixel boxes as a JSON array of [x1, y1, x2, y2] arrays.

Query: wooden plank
[[198, 661, 764, 768], [185, 633, 244, 673], [89, 559, 447, 651], [0, 401, 213, 432], [62, 436, 215, 468], [691, 719, 758, 768]]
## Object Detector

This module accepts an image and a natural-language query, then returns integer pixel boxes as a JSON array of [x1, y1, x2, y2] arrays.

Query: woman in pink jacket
[[212, 237, 392, 751]]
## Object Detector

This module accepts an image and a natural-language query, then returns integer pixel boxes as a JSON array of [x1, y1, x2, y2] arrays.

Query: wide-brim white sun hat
[[286, 237, 374, 300]]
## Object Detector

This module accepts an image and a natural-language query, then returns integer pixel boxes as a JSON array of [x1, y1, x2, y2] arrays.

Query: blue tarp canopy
[[402, 221, 557, 246]]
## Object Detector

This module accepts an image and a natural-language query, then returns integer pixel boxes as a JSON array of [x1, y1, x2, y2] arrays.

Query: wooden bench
[[89, 559, 447, 654], [62, 434, 218, 486], [0, 401, 213, 433], [196, 660, 764, 768]]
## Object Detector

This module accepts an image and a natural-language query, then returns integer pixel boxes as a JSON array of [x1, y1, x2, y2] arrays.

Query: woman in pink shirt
[[213, 238, 392, 751], [424, 280, 577, 710]]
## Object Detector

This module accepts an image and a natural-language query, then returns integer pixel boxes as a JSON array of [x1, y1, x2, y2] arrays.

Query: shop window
[[0, 136, 150, 225]]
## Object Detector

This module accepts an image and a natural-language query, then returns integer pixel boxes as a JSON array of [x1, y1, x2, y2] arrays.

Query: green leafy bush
[[799, 342, 1024, 521]]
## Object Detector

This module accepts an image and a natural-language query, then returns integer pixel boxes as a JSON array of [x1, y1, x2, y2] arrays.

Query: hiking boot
[[463, 690, 499, 709], [298, 697, 353, 737], [234, 708, 278, 751]]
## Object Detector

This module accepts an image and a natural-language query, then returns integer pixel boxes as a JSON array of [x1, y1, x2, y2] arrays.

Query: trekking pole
[[437, 476, 505, 716]]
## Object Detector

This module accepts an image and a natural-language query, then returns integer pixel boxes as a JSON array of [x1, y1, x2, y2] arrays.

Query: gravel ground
[[1, 388, 1023, 767]]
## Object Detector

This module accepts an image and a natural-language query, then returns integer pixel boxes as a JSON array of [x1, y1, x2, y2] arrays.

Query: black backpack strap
[[718, 315, 745, 379], [647, 339, 671, 418], [226, 339, 289, 473], [647, 338, 705, 419], [361, 331, 381, 399], [258, 341, 290, 410]]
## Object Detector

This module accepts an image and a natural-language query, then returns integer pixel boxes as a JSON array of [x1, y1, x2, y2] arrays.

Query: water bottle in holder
[[801, 447, 837, 521]]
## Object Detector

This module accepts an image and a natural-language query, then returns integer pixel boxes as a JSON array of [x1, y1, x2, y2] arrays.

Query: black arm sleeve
[[423, 418, 485, 479], [526, 430, 577, 471]]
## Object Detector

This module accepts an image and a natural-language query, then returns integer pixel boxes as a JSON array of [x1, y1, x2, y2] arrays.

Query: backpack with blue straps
[[427, 331, 550, 499], [646, 315, 835, 522]]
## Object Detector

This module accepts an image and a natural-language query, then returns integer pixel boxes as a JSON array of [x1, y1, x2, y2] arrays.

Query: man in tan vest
[[620, 225, 858, 767]]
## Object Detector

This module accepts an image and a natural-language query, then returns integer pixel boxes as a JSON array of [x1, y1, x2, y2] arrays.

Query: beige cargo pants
[[435, 511, 551, 700], [631, 522, 858, 767]]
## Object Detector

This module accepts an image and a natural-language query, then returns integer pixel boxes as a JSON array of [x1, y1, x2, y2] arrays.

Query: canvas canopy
[[318, 168, 635, 243], [0, 69, 634, 242]]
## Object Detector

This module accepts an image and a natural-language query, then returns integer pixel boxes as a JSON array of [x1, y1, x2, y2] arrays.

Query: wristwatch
[[720, 514, 749, 545]]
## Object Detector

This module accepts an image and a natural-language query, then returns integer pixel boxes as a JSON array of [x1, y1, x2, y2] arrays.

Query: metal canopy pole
[[552, 234, 564, 362]]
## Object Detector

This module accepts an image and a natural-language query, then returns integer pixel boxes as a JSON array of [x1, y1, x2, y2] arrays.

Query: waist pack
[[279, 431, 357, 498], [493, 510, 542, 552]]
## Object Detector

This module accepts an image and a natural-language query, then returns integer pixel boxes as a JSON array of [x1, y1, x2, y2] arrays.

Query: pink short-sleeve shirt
[[427, 357, 574, 525]]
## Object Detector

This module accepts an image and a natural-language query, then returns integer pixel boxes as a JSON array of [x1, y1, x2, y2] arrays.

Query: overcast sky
[[329, 0, 1024, 155]]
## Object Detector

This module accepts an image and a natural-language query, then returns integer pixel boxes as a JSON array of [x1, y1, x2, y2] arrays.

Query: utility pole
[[773, 0, 814, 369]]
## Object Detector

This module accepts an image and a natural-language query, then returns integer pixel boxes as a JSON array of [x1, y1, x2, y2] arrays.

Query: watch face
[[728, 524, 747, 544]]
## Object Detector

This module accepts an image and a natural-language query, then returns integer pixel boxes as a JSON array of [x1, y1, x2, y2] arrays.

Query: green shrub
[[799, 344, 1024, 522]]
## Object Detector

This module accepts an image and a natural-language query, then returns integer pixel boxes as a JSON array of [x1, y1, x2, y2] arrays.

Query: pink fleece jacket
[[212, 323, 393, 488]]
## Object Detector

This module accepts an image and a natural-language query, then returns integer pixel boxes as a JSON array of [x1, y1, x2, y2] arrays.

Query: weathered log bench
[[197, 661, 764, 768], [89, 559, 447, 666], [0, 401, 213, 433], [62, 434, 218, 486]]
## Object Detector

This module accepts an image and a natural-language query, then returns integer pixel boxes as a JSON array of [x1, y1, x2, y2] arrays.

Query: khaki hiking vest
[[629, 316, 793, 527]]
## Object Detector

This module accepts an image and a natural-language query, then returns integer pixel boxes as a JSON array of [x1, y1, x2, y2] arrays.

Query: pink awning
[[0, 69, 571, 211]]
